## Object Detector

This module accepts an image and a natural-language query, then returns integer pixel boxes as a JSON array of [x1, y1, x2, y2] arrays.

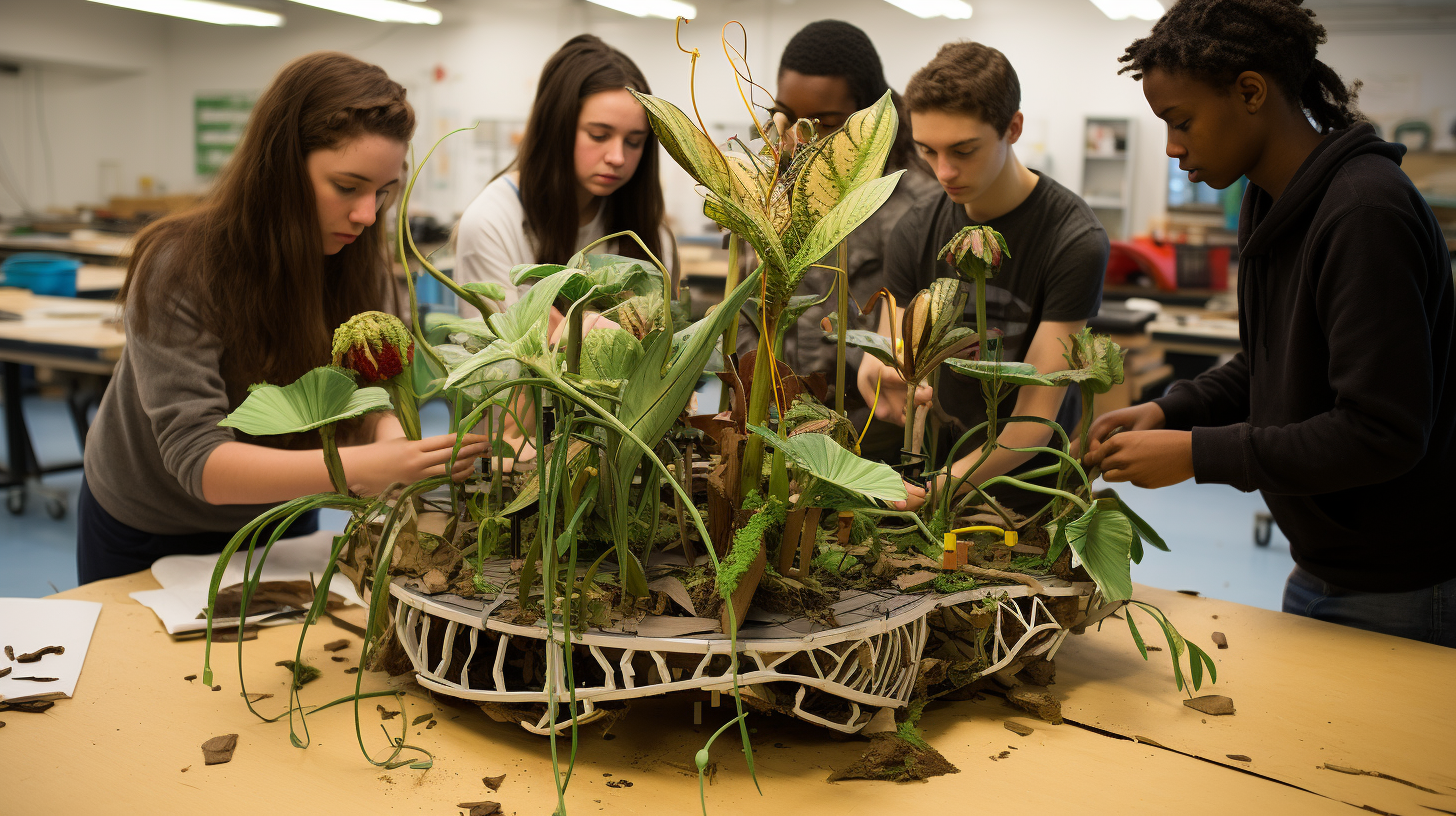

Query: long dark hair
[[778, 20, 931, 177], [514, 34, 665, 265], [1119, 0, 1363, 133], [122, 51, 414, 403]]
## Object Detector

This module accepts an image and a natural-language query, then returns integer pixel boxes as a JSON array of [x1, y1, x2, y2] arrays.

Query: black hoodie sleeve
[[1186, 204, 1438, 494], [1154, 352, 1251, 430]]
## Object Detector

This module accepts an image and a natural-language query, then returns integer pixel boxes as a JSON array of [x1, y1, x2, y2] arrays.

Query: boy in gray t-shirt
[[857, 42, 1108, 511]]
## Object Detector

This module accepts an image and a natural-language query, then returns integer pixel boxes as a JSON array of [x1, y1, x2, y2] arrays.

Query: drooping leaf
[[942, 359, 1055, 387], [746, 424, 907, 503], [789, 91, 898, 242], [1101, 488, 1169, 554], [219, 367, 393, 436], [788, 171, 903, 282], [1062, 498, 1135, 602], [1046, 328, 1126, 395], [461, 281, 510, 303], [705, 192, 789, 274], [435, 343, 520, 404], [487, 266, 586, 343], [821, 319, 897, 368], [1126, 608, 1149, 660], [514, 253, 661, 310], [580, 327, 644, 383]]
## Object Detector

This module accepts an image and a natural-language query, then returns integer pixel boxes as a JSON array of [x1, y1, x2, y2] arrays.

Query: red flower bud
[[331, 311, 415, 384]]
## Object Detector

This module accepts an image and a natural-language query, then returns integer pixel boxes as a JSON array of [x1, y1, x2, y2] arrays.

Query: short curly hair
[[1119, 0, 1362, 134], [905, 42, 1019, 137]]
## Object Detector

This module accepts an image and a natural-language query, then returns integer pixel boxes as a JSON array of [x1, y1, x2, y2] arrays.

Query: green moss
[[895, 699, 931, 750], [275, 659, 321, 690], [716, 492, 785, 599], [933, 573, 978, 594]]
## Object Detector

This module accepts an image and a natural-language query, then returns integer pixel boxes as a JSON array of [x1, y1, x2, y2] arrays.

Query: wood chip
[[456, 802, 501, 816], [1226, 754, 1251, 762], [3, 645, 12, 660], [330, 656, 347, 662], [201, 733, 239, 765], [322, 639, 350, 652], [15, 645, 64, 663], [1211, 632, 1228, 649], [0, 667, 9, 679], [183, 674, 197, 682], [1004, 721, 1034, 737], [1183, 695, 1235, 716], [1176, 589, 1200, 596], [482, 774, 506, 791], [244, 693, 274, 703], [344, 667, 360, 674], [11, 676, 58, 682], [0, 699, 54, 713], [378, 705, 400, 720], [411, 713, 433, 726]]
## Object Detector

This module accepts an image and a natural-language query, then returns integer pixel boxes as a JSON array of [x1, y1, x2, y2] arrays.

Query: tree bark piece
[[201, 734, 238, 765]]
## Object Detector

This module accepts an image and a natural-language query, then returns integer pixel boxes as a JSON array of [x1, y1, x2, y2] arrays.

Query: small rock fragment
[[1211, 632, 1228, 649], [1006, 685, 1063, 724], [330, 656, 347, 662], [1004, 721, 1035, 737], [322, 639, 350, 652], [456, 803, 501, 816], [1183, 695, 1236, 716], [1227, 754, 1251, 762], [426, 720, 437, 729], [201, 734, 239, 765], [421, 569, 449, 594], [212, 685, 222, 692], [482, 774, 506, 791], [344, 667, 360, 674]]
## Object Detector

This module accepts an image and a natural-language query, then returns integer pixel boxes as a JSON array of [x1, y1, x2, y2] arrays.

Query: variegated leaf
[[787, 171, 903, 282], [789, 91, 898, 239], [630, 91, 731, 200]]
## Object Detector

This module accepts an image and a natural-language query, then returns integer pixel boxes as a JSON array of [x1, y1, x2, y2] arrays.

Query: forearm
[[200, 441, 338, 505]]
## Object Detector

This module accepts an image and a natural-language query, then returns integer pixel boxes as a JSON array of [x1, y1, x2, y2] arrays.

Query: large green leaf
[[789, 91, 898, 246], [1046, 329, 1125, 395], [822, 320, 897, 368], [1063, 498, 1135, 602], [630, 91, 731, 200], [580, 327, 644, 382], [942, 359, 1055, 387], [488, 265, 584, 343], [788, 171, 903, 281], [705, 192, 789, 275], [441, 339, 524, 393], [461, 281, 510, 303], [513, 253, 661, 310], [219, 367, 393, 436], [746, 424, 907, 503]]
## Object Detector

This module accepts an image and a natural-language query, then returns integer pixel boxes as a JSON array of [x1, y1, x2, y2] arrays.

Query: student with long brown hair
[[454, 34, 676, 318], [78, 52, 486, 584]]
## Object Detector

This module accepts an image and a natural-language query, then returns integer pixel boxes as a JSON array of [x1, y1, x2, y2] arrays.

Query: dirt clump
[[828, 733, 960, 782], [1006, 684, 1062, 724], [1183, 695, 1235, 716], [201, 734, 239, 765]]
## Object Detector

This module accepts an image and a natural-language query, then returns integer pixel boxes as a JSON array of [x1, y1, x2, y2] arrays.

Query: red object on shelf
[[1106, 238, 1229, 291]]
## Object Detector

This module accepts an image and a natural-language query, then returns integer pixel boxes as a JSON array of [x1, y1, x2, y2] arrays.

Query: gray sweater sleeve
[[125, 293, 238, 502]]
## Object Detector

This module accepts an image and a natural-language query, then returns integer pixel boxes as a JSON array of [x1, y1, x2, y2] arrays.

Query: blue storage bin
[[2, 253, 81, 297]]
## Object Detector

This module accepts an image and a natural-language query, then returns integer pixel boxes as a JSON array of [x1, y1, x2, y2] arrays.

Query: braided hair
[[1119, 0, 1363, 134], [779, 20, 926, 175]]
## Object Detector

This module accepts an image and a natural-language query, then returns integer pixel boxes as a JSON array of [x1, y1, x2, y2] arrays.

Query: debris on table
[[211, 685, 222, 692], [244, 693, 274, 703], [828, 733, 959, 782], [1226, 754, 1251, 762], [0, 667, 9, 679], [201, 734, 239, 765], [1183, 695, 1236, 716], [4, 645, 12, 660], [1004, 720, 1035, 737], [274, 659, 321, 689], [482, 774, 506, 791], [0, 699, 54, 713], [1322, 763, 1440, 793], [323, 639, 350, 652], [377, 705, 400, 720], [330, 656, 347, 662], [605, 779, 634, 788], [16, 645, 64, 663], [411, 713, 433, 726], [183, 674, 197, 682], [456, 802, 501, 816], [1006, 684, 1063, 724], [344, 667, 360, 674], [1211, 632, 1228, 649], [10, 676, 58, 682]]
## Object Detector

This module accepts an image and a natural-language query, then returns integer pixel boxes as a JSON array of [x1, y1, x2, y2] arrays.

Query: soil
[[1005, 685, 1063, 724], [1183, 695, 1235, 716], [1017, 658, 1056, 687], [201, 734, 239, 765], [827, 734, 960, 782], [15, 645, 63, 663]]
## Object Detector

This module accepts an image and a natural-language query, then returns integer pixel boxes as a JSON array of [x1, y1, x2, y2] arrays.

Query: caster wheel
[[1254, 512, 1273, 547], [6, 487, 24, 515], [46, 496, 67, 520]]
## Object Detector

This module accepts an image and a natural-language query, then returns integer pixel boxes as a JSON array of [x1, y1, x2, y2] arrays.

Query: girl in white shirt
[[455, 34, 676, 318]]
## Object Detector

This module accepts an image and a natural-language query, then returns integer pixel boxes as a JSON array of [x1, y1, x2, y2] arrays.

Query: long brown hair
[[122, 51, 415, 403], [514, 34, 665, 265]]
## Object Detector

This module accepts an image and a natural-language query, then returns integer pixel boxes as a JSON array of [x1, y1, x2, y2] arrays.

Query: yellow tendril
[[859, 372, 883, 448], [675, 17, 710, 138]]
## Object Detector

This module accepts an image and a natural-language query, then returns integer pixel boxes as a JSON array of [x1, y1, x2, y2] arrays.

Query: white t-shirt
[[454, 174, 675, 319]]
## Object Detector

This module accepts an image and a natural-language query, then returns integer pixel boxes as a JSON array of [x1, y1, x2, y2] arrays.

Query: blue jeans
[[1283, 566, 1456, 647]]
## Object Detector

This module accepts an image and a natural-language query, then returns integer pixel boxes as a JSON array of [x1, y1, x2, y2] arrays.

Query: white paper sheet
[[0, 598, 103, 703], [129, 530, 364, 635]]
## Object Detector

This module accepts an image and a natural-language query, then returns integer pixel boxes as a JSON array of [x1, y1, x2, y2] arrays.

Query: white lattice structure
[[389, 566, 1095, 735]]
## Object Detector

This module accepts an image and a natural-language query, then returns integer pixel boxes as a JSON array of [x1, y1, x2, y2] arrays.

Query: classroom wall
[[1, 0, 1453, 235]]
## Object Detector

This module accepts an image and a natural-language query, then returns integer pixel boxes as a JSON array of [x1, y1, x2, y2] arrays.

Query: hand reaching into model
[[340, 433, 487, 496], [857, 354, 932, 427]]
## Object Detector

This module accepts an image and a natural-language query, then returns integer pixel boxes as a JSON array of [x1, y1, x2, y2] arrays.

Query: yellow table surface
[[4, 573, 1451, 815]]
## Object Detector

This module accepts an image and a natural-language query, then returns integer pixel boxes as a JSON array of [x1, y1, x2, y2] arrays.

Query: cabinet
[[1082, 117, 1136, 239]]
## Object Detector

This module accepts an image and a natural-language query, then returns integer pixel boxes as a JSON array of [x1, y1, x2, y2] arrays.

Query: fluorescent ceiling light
[[286, 0, 442, 24], [88, 0, 284, 26], [1088, 0, 1164, 21], [586, 0, 698, 20], [882, 0, 972, 19]]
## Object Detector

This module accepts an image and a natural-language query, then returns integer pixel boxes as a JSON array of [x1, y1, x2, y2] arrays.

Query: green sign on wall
[[195, 93, 254, 176]]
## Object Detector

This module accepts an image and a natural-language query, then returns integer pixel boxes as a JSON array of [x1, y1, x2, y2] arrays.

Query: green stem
[[740, 317, 779, 498], [835, 241, 848, 416], [720, 236, 742, 414], [978, 475, 1089, 513], [319, 424, 350, 495], [383, 379, 421, 441]]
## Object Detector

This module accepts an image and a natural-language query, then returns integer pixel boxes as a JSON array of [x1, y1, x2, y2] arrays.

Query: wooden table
[[0, 233, 131, 265], [0, 288, 124, 515], [76, 265, 127, 299], [6, 574, 1451, 815]]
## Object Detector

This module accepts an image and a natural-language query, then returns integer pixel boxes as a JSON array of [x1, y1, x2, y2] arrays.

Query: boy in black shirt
[[1086, 0, 1455, 645], [860, 41, 1109, 511]]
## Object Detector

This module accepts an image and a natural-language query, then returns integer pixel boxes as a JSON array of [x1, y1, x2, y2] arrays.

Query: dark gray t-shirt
[[884, 171, 1108, 451]]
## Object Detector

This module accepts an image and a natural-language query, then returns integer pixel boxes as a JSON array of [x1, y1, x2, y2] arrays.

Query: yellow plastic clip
[[942, 525, 1018, 569]]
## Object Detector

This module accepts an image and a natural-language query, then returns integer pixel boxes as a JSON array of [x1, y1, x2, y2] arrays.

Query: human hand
[[858, 357, 930, 427], [340, 433, 488, 495], [1082, 429, 1194, 489], [892, 480, 928, 511], [1083, 402, 1166, 459], [548, 307, 621, 346]]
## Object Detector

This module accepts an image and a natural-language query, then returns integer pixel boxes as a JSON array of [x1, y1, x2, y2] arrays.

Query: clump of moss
[[716, 491, 785, 599], [274, 659, 321, 690]]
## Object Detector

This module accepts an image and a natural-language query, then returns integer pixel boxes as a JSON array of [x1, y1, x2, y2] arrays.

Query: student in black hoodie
[[1086, 0, 1455, 646]]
